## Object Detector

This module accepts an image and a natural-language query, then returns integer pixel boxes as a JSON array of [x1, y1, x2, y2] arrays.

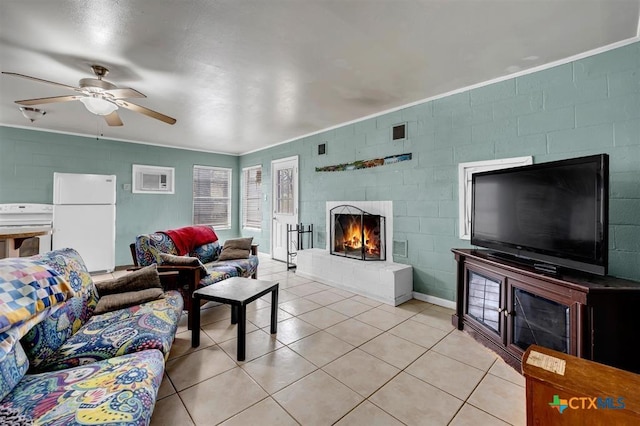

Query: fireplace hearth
[[330, 204, 385, 261]]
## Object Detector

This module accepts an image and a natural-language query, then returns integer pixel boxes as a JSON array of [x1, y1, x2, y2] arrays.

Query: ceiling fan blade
[[2, 72, 78, 91], [115, 100, 176, 125], [15, 95, 81, 105], [104, 88, 146, 99], [103, 111, 123, 126]]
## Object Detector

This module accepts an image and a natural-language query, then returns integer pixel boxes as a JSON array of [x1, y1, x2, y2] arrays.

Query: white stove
[[0, 203, 53, 256]]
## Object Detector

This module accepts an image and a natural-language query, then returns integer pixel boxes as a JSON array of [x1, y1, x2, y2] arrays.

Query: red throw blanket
[[161, 226, 218, 255]]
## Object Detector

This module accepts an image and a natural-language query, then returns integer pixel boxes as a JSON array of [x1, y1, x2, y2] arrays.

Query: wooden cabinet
[[522, 345, 640, 425], [452, 249, 640, 373]]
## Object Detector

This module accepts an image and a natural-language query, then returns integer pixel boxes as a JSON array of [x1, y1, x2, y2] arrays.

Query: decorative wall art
[[315, 153, 412, 172]]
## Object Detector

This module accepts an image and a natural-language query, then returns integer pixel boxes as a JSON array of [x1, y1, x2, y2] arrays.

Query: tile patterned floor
[[94, 257, 526, 425]]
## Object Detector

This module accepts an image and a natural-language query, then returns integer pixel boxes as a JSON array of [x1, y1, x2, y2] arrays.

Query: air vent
[[393, 240, 408, 257], [392, 123, 407, 141], [318, 143, 327, 155]]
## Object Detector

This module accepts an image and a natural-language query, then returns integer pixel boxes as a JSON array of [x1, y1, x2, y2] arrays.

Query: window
[[193, 165, 231, 229], [242, 165, 262, 229], [458, 156, 532, 240]]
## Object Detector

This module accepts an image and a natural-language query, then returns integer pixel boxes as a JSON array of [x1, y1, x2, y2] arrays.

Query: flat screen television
[[471, 154, 609, 276]]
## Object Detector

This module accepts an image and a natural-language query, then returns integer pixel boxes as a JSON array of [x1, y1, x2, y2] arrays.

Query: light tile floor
[[94, 256, 525, 425]]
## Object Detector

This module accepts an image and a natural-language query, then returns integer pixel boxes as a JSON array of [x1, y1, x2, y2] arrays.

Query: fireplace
[[330, 205, 385, 261]]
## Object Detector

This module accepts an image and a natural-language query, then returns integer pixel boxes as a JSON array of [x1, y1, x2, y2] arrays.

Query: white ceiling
[[1, 1, 639, 156]]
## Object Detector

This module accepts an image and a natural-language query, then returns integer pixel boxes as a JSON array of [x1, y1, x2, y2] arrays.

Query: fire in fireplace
[[330, 205, 385, 261]]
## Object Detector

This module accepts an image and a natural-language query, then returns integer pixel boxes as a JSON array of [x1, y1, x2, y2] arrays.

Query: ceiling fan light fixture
[[79, 96, 118, 116], [20, 107, 46, 122]]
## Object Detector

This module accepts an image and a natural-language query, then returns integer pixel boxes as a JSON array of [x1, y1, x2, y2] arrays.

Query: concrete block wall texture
[[0, 128, 240, 266], [1, 40, 638, 299], [240, 40, 640, 301]]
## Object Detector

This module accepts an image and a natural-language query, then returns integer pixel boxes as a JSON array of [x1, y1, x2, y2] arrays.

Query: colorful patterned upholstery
[[0, 349, 164, 426], [199, 268, 234, 288], [0, 248, 182, 424], [0, 258, 74, 334], [190, 241, 222, 264], [135, 233, 179, 266], [197, 257, 259, 288], [31, 291, 183, 372], [0, 304, 61, 369], [214, 257, 259, 279], [134, 232, 258, 288], [0, 342, 28, 401], [20, 248, 99, 367]]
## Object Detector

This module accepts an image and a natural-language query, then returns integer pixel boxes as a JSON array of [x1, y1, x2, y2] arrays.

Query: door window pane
[[276, 168, 294, 214]]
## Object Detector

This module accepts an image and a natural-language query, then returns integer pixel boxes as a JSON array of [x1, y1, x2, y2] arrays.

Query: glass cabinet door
[[466, 269, 502, 335], [510, 287, 570, 353]]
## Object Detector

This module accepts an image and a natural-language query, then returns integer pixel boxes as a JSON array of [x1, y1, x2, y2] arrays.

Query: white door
[[271, 156, 298, 262]]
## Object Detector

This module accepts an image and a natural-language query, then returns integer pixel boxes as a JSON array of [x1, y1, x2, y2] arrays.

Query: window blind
[[242, 166, 262, 229], [193, 165, 231, 228]]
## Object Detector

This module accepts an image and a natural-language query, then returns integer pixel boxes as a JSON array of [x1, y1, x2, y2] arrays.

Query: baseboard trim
[[115, 264, 135, 271], [413, 291, 456, 310]]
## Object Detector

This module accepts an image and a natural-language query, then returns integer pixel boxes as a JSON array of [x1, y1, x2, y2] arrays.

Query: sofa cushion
[[198, 267, 236, 288], [134, 233, 179, 267], [93, 288, 165, 315], [198, 256, 259, 288], [0, 258, 75, 334], [0, 349, 165, 426], [0, 342, 28, 401], [218, 237, 254, 261], [1, 303, 61, 373], [29, 290, 183, 373], [96, 264, 162, 296], [94, 265, 164, 315], [159, 253, 208, 276], [216, 256, 259, 278], [20, 249, 98, 368], [190, 241, 222, 264]]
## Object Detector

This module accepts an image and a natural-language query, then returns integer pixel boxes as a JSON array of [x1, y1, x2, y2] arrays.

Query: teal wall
[[0, 127, 240, 266], [1, 41, 638, 299], [241, 41, 640, 301]]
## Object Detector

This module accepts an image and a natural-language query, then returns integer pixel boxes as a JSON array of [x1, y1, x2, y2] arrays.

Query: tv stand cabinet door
[[463, 264, 505, 342], [505, 278, 581, 361]]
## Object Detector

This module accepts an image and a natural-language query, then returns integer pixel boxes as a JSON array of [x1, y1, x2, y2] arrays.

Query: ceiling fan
[[2, 65, 176, 126]]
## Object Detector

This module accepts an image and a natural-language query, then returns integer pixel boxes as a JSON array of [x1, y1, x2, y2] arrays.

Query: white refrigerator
[[53, 172, 116, 273]]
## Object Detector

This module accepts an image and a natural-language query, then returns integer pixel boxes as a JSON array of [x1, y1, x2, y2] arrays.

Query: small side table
[[191, 277, 279, 361]]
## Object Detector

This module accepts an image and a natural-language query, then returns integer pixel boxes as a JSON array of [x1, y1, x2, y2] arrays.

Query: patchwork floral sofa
[[0, 248, 183, 425], [131, 229, 259, 327]]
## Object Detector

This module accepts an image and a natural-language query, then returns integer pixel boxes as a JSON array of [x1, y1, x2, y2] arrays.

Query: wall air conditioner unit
[[132, 164, 175, 194]]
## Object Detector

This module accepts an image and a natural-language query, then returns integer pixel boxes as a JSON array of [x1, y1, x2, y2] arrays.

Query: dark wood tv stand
[[452, 249, 640, 373]]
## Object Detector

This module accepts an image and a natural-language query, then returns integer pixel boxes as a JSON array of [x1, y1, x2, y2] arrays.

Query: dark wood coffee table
[[191, 277, 279, 361]]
